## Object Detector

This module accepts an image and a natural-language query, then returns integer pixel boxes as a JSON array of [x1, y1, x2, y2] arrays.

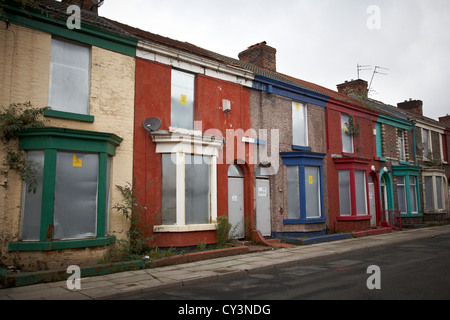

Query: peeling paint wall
[[0, 22, 135, 271]]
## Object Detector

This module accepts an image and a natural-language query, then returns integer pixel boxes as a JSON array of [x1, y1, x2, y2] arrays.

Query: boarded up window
[[171, 69, 194, 130], [185, 155, 210, 224], [341, 114, 354, 153], [305, 166, 320, 218], [292, 102, 308, 147], [20, 151, 45, 241], [53, 152, 99, 240], [339, 170, 351, 216], [287, 166, 300, 219], [48, 38, 90, 114]]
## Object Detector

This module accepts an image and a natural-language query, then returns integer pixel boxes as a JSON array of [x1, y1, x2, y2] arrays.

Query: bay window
[[423, 171, 447, 212], [392, 164, 421, 216], [334, 157, 371, 220], [152, 130, 223, 232], [281, 151, 325, 224], [10, 127, 121, 251]]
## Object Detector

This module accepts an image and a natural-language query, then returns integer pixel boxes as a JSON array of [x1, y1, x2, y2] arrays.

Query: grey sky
[[100, 0, 450, 121]]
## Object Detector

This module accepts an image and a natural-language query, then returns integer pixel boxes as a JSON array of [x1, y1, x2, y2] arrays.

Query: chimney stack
[[439, 115, 450, 128], [336, 79, 369, 98], [61, 0, 103, 14], [397, 99, 423, 116], [238, 41, 277, 72]]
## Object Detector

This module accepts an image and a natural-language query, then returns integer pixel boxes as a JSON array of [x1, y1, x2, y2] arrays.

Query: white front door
[[228, 177, 244, 239], [256, 178, 271, 237]]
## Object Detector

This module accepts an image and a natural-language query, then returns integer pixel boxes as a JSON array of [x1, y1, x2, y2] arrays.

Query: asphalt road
[[119, 232, 450, 300]]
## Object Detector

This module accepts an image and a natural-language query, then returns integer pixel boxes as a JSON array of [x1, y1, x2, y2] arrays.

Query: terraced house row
[[1, 0, 449, 271]]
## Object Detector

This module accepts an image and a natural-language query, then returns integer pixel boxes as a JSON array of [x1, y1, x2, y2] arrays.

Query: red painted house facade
[[122, 24, 256, 248], [325, 95, 381, 232]]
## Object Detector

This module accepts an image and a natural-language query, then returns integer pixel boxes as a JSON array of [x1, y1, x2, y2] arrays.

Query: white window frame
[[151, 129, 223, 232], [341, 114, 354, 153], [292, 101, 308, 147], [423, 171, 447, 212], [396, 176, 407, 214], [422, 128, 432, 160], [398, 129, 406, 161]]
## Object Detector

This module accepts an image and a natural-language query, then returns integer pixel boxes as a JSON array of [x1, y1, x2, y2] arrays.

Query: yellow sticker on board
[[295, 102, 300, 111], [73, 154, 82, 168], [309, 176, 313, 185], [180, 94, 187, 105]]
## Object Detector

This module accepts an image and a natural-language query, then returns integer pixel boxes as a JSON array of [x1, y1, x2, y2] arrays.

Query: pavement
[[1, 224, 449, 300]]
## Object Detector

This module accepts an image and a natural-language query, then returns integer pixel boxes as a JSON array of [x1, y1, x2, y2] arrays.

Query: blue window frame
[[281, 151, 326, 224]]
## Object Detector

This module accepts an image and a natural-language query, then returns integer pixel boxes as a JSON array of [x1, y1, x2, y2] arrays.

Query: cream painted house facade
[[0, 1, 137, 271]]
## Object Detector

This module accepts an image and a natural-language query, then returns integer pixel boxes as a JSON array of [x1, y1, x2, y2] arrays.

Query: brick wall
[[238, 42, 277, 72], [0, 23, 135, 270], [249, 90, 327, 234]]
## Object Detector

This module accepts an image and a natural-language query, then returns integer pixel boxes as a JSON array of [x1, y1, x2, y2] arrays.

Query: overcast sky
[[99, 0, 450, 121]]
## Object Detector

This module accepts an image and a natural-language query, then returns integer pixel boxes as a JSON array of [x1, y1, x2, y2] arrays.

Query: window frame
[[47, 37, 93, 122], [422, 171, 448, 212], [9, 127, 122, 251], [341, 113, 355, 154], [422, 128, 432, 160], [392, 165, 422, 217], [292, 101, 308, 148], [334, 157, 371, 221], [281, 151, 326, 225], [398, 129, 406, 161], [171, 69, 195, 131], [151, 131, 223, 233]]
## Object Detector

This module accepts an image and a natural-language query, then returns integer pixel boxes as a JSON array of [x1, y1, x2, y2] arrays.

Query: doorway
[[368, 174, 377, 227], [255, 166, 271, 237], [380, 175, 389, 222], [228, 164, 244, 239]]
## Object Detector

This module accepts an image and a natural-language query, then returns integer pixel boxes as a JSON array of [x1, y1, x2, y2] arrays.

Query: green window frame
[[392, 165, 422, 217], [8, 127, 122, 251]]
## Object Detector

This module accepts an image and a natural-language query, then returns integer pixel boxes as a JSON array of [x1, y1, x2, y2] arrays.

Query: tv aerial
[[357, 64, 371, 79], [142, 117, 162, 132], [368, 66, 389, 94]]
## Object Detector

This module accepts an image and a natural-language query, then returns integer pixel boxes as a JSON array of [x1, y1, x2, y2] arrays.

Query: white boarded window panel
[[162, 154, 177, 225], [287, 166, 300, 219], [185, 154, 210, 224], [425, 176, 434, 210], [171, 69, 194, 130], [292, 102, 307, 147], [53, 152, 98, 240], [48, 38, 90, 114], [409, 176, 418, 212], [355, 170, 367, 215], [397, 176, 407, 213], [341, 114, 354, 153], [437, 177, 443, 209], [339, 170, 351, 216], [20, 151, 45, 241], [305, 166, 321, 218]]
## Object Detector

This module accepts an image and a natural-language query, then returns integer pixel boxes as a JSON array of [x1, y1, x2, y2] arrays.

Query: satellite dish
[[142, 117, 162, 132]]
